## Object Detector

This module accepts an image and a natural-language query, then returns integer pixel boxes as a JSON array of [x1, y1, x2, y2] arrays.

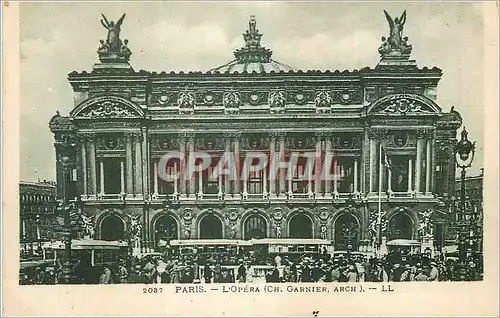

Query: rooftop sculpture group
[[379, 10, 413, 57], [97, 13, 132, 62]]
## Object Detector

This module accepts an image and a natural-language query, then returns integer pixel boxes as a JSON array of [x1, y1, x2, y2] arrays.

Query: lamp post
[[344, 194, 356, 261], [453, 127, 475, 280]]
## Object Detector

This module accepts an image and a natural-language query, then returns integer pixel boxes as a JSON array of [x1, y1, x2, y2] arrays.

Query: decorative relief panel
[[314, 91, 332, 113], [241, 136, 269, 150], [79, 100, 138, 118], [286, 135, 315, 149], [268, 90, 286, 114], [177, 90, 196, 114], [223, 91, 241, 114], [97, 135, 125, 150], [151, 135, 179, 151], [332, 134, 362, 149]]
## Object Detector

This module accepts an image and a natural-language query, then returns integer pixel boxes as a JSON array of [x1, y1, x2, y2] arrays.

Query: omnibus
[[249, 238, 333, 264], [43, 239, 129, 283], [169, 239, 250, 265]]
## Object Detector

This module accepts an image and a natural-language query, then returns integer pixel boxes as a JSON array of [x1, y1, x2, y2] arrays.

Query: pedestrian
[[99, 266, 112, 284], [203, 262, 212, 284], [118, 260, 129, 284], [236, 259, 246, 283], [428, 261, 439, 282], [414, 267, 428, 281], [346, 265, 358, 282]]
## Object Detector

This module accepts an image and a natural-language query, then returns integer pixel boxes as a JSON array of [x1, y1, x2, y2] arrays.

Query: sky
[[20, 1, 485, 182]]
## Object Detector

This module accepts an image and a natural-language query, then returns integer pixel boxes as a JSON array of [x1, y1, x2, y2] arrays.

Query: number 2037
[[143, 287, 163, 293]]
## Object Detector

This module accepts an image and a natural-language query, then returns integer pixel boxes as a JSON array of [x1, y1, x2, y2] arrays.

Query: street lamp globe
[[455, 128, 475, 162]]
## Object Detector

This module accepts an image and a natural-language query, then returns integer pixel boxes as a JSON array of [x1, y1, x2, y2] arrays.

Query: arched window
[[388, 212, 413, 240], [334, 214, 360, 251], [154, 214, 178, 246], [100, 214, 125, 241], [199, 214, 223, 239], [289, 214, 313, 239], [244, 214, 267, 239]]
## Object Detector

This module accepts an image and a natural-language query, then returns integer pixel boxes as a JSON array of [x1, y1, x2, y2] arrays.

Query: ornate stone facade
[[49, 14, 462, 253]]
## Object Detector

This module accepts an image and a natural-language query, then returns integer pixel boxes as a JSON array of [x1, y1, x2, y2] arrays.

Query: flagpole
[[377, 142, 383, 257]]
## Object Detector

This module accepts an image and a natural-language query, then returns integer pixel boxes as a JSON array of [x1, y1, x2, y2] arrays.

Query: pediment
[[367, 93, 441, 116], [71, 95, 145, 119]]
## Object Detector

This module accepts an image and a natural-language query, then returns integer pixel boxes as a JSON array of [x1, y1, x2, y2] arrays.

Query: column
[[224, 136, 231, 196], [198, 168, 203, 198], [120, 161, 125, 195], [407, 159, 413, 193], [179, 135, 186, 197], [88, 135, 97, 197], [134, 133, 143, 197], [431, 136, 436, 194], [415, 136, 423, 193], [354, 158, 358, 193], [188, 136, 195, 198], [425, 138, 432, 194], [324, 137, 332, 195], [314, 134, 322, 196], [217, 164, 223, 198], [263, 165, 268, 197], [153, 161, 159, 197], [333, 158, 338, 195], [99, 160, 105, 196], [243, 154, 248, 198], [287, 159, 293, 197], [173, 163, 179, 196], [269, 134, 276, 197], [233, 134, 241, 196], [369, 137, 376, 192], [278, 133, 286, 197], [387, 168, 392, 194], [125, 133, 134, 197], [141, 128, 150, 199], [79, 137, 88, 197]]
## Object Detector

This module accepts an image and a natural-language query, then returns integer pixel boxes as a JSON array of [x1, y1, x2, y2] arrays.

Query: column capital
[[367, 128, 389, 140], [77, 132, 94, 142], [223, 131, 241, 140], [416, 128, 435, 139], [179, 132, 195, 141]]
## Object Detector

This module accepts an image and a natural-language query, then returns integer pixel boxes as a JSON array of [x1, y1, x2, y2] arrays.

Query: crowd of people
[[20, 250, 483, 285]]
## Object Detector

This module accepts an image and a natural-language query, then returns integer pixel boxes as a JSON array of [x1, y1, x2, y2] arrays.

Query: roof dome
[[208, 16, 294, 74]]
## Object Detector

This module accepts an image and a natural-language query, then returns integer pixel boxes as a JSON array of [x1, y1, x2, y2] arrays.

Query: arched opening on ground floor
[[100, 214, 125, 241], [288, 214, 313, 239], [334, 213, 360, 251], [243, 214, 267, 239], [199, 214, 223, 239], [154, 214, 178, 247], [388, 212, 414, 240]]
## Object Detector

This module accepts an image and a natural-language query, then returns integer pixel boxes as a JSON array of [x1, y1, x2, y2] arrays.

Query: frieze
[[79, 121, 142, 129]]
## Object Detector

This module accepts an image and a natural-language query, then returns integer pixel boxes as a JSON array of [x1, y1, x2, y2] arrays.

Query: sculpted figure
[[101, 13, 126, 51]]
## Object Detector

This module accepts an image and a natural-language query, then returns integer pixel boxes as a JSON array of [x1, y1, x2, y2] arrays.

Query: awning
[[386, 239, 421, 247]]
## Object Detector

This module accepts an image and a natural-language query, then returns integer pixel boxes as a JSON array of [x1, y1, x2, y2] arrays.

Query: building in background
[[19, 180, 57, 256], [48, 13, 463, 255]]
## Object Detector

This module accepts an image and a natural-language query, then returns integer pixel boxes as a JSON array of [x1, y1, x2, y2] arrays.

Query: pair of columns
[[368, 131, 434, 194], [79, 131, 145, 198]]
